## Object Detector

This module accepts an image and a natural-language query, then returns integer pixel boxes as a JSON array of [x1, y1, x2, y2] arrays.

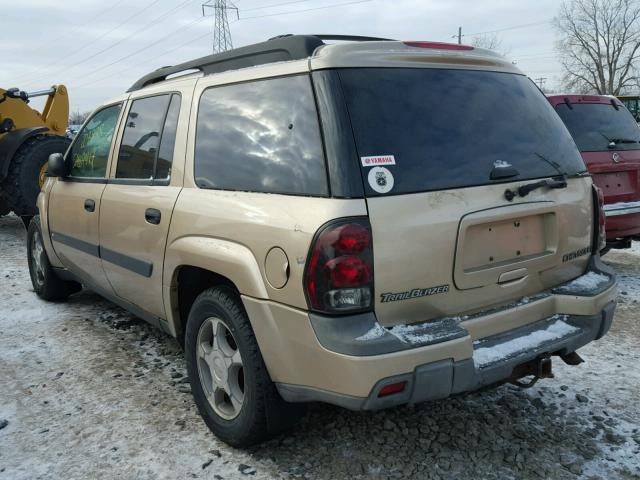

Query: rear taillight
[[304, 218, 373, 314], [593, 185, 606, 252]]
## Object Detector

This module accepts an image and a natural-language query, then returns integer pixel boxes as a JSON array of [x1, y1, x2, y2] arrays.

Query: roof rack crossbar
[[127, 34, 395, 92]]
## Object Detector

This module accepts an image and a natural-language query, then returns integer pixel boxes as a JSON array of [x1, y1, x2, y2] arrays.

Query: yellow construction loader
[[0, 85, 70, 216]]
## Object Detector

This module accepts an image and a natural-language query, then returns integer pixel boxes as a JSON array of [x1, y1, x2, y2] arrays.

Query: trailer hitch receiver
[[509, 356, 554, 389]]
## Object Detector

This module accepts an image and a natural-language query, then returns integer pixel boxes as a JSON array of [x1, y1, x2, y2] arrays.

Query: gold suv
[[28, 35, 617, 447]]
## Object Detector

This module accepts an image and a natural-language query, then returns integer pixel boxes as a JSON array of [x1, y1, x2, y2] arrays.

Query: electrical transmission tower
[[202, 0, 239, 54], [535, 77, 547, 91]]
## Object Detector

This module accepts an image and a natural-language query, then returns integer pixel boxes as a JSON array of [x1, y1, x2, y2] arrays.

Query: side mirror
[[47, 153, 68, 178]]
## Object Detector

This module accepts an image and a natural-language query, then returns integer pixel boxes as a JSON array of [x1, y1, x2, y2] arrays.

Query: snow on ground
[[1, 214, 639, 480]]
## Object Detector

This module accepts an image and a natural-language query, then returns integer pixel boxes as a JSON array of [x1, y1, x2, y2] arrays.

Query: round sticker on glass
[[368, 166, 394, 194]]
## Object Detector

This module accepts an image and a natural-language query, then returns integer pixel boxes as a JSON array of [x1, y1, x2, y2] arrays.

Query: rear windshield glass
[[555, 103, 640, 152], [337, 68, 585, 196]]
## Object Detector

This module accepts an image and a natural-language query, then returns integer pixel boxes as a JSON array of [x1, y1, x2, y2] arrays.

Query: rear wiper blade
[[504, 177, 568, 202], [533, 152, 568, 178], [599, 131, 638, 148]]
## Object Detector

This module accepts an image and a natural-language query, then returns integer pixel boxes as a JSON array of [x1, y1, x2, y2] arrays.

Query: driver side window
[[69, 104, 122, 178]]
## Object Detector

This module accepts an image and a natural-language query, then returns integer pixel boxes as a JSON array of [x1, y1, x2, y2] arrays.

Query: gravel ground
[[0, 214, 639, 480]]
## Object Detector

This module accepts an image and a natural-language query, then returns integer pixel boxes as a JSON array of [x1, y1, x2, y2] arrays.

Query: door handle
[[145, 208, 161, 225], [84, 199, 95, 212]]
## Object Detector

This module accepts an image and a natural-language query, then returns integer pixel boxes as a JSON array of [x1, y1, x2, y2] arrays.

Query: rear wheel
[[4, 135, 71, 216], [185, 287, 304, 447], [27, 217, 81, 301]]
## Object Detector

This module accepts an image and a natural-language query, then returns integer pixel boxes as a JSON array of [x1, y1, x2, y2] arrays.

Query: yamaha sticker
[[381, 284, 450, 303]]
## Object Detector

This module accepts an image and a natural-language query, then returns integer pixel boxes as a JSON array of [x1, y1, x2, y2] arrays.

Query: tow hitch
[[509, 356, 554, 389]]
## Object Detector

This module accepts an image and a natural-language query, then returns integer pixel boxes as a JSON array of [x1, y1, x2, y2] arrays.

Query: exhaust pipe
[[560, 351, 584, 366]]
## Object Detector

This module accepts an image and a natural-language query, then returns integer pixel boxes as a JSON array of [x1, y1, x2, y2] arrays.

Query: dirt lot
[[1, 214, 639, 480]]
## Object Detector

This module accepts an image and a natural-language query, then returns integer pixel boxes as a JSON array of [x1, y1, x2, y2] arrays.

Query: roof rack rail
[[127, 34, 394, 92]]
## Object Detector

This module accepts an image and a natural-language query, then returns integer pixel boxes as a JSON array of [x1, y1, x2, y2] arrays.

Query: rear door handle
[[84, 199, 95, 212], [145, 208, 161, 225]]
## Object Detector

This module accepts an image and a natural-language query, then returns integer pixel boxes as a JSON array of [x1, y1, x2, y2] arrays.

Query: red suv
[[548, 94, 640, 250]]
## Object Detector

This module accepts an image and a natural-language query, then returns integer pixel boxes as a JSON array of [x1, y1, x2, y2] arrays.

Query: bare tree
[[555, 0, 640, 94], [470, 33, 511, 55], [68, 110, 90, 125]]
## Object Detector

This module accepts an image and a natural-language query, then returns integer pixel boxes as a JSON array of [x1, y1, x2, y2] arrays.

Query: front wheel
[[185, 287, 304, 447], [27, 217, 81, 301]]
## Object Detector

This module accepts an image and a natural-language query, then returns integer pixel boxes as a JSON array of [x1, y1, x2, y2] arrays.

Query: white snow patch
[[556, 271, 610, 293], [473, 317, 578, 368], [389, 323, 436, 344], [355, 324, 387, 341]]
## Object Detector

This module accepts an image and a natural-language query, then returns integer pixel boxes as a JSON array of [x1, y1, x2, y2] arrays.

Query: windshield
[[336, 68, 585, 196], [555, 103, 640, 152]]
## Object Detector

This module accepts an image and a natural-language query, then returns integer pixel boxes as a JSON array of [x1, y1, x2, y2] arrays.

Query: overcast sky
[[1, 0, 564, 113]]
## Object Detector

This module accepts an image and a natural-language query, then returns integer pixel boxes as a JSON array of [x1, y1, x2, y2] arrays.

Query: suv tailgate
[[335, 67, 591, 326]]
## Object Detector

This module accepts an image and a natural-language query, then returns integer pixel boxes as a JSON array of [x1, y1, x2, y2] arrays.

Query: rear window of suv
[[337, 68, 585, 196], [554, 103, 640, 152]]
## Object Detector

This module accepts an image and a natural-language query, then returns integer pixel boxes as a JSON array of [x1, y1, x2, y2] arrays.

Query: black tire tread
[[186, 286, 304, 447], [27, 216, 81, 301], [4, 135, 70, 216]]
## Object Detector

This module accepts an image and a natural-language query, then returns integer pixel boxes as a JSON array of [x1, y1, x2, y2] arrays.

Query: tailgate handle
[[498, 268, 528, 284]]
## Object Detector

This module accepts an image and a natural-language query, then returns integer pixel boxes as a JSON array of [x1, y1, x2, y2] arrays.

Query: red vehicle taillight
[[304, 218, 373, 314], [593, 185, 606, 252]]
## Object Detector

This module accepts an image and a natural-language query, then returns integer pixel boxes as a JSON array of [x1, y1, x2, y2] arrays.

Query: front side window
[[194, 75, 328, 196], [116, 94, 180, 179], [69, 104, 121, 178], [555, 103, 640, 152]]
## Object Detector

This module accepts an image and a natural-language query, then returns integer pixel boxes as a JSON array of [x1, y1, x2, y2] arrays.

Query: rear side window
[[116, 93, 181, 179], [555, 103, 640, 152], [69, 104, 121, 178], [337, 68, 585, 196], [194, 75, 328, 196]]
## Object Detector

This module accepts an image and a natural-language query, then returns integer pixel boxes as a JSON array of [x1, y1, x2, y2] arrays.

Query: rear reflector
[[404, 41, 474, 51], [378, 381, 407, 397]]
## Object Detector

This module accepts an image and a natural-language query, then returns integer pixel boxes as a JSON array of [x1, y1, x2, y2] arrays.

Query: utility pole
[[202, 0, 239, 54], [457, 26, 462, 44], [535, 77, 547, 91]]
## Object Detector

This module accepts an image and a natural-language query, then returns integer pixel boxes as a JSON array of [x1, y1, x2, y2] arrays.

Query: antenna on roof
[[202, 0, 239, 54]]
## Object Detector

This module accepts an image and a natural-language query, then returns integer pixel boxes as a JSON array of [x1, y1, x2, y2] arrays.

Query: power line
[[461, 21, 550, 38], [235, 0, 372, 20], [69, 0, 373, 92], [69, 16, 208, 85], [15, 0, 165, 85], [242, 0, 316, 12], [72, 29, 213, 90], [30, 0, 198, 84], [38, 0, 131, 47]]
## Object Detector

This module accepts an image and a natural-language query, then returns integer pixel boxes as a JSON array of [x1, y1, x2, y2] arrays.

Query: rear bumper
[[604, 201, 640, 240], [604, 200, 640, 217], [242, 256, 617, 410]]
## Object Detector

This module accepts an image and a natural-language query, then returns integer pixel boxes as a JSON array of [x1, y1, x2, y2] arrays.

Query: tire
[[0, 192, 10, 217], [4, 135, 71, 216], [185, 286, 305, 447], [27, 216, 82, 301]]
